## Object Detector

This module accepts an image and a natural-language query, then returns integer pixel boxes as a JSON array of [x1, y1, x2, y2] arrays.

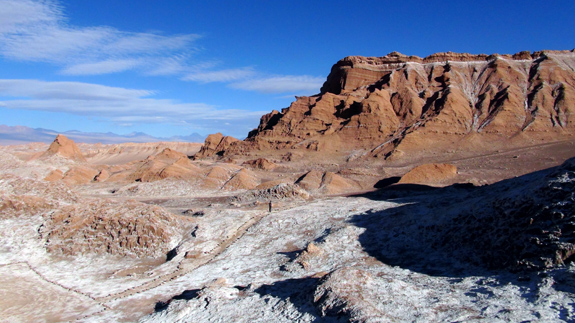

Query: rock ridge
[[199, 49, 575, 160]]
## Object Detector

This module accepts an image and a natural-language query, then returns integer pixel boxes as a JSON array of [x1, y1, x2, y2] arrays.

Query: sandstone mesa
[[197, 49, 575, 164]]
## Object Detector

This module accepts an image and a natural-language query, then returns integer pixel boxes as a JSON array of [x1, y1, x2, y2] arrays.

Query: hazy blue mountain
[[0, 125, 205, 145]]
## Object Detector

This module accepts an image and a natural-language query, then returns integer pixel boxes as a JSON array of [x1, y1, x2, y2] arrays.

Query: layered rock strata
[[200, 50, 575, 159]]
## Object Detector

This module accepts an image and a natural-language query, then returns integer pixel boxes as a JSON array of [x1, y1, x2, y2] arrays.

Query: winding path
[[96, 210, 269, 303]]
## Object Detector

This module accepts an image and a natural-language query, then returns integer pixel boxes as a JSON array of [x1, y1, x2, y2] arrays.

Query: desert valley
[[2, 49, 575, 322]]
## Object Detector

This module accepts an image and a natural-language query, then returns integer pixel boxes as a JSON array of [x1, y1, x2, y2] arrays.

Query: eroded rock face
[[210, 50, 575, 159], [39, 199, 187, 257], [0, 174, 77, 219], [61, 165, 100, 185], [194, 133, 240, 159], [233, 183, 310, 203], [0, 195, 55, 219], [44, 169, 64, 182], [242, 158, 278, 170], [313, 267, 374, 320]]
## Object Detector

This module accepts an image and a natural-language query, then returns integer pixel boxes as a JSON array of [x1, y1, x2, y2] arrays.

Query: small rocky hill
[[199, 49, 575, 160], [39, 134, 86, 162], [40, 199, 188, 258]]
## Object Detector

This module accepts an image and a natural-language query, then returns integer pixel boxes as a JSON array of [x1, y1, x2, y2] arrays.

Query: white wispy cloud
[[0, 0, 199, 75], [0, 0, 61, 34], [61, 59, 145, 75], [0, 0, 326, 100], [146, 54, 191, 76], [0, 79, 266, 126], [180, 62, 324, 94], [0, 79, 152, 100], [230, 75, 324, 94], [183, 67, 256, 83]]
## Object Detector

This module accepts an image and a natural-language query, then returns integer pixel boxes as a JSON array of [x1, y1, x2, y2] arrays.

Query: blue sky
[[0, 0, 573, 139]]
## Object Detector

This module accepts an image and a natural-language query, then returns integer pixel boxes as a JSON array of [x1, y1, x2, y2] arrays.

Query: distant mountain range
[[0, 125, 206, 145]]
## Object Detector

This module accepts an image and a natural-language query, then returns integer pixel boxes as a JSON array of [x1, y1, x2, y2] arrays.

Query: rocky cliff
[[205, 49, 575, 160]]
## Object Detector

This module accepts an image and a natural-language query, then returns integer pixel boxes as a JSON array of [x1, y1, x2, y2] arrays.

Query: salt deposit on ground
[[1, 142, 575, 322]]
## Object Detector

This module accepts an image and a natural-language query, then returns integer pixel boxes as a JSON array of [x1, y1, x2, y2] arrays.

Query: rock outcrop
[[39, 199, 187, 257], [0, 174, 77, 219], [61, 165, 100, 185], [40, 134, 86, 162], [194, 133, 240, 159], [126, 148, 202, 182], [222, 168, 259, 191], [295, 170, 360, 194], [44, 169, 64, 182], [0, 174, 78, 204], [203, 50, 575, 159], [242, 158, 278, 170]]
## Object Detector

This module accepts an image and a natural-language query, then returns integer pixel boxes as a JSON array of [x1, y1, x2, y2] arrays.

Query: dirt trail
[[95, 210, 269, 303], [0, 261, 105, 306]]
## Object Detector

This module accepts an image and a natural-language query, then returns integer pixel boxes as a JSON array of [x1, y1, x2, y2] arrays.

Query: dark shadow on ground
[[349, 183, 486, 277], [373, 176, 401, 188], [346, 161, 575, 298], [277, 251, 299, 262], [348, 168, 557, 274], [154, 289, 202, 312], [254, 278, 348, 322]]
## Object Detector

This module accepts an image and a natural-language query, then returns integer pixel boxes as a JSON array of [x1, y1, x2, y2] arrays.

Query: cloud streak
[[0, 0, 325, 95], [180, 63, 324, 94], [183, 67, 256, 83], [0, 0, 199, 75], [230, 75, 325, 94], [60, 59, 145, 75], [0, 79, 266, 129]]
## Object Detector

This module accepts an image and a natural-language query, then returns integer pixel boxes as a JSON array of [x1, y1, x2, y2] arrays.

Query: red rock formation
[[44, 169, 64, 182], [207, 50, 575, 160], [127, 148, 202, 182], [295, 170, 360, 194], [242, 158, 278, 170], [194, 133, 240, 159], [398, 164, 458, 185], [61, 166, 100, 185], [222, 168, 259, 191], [40, 134, 86, 162]]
